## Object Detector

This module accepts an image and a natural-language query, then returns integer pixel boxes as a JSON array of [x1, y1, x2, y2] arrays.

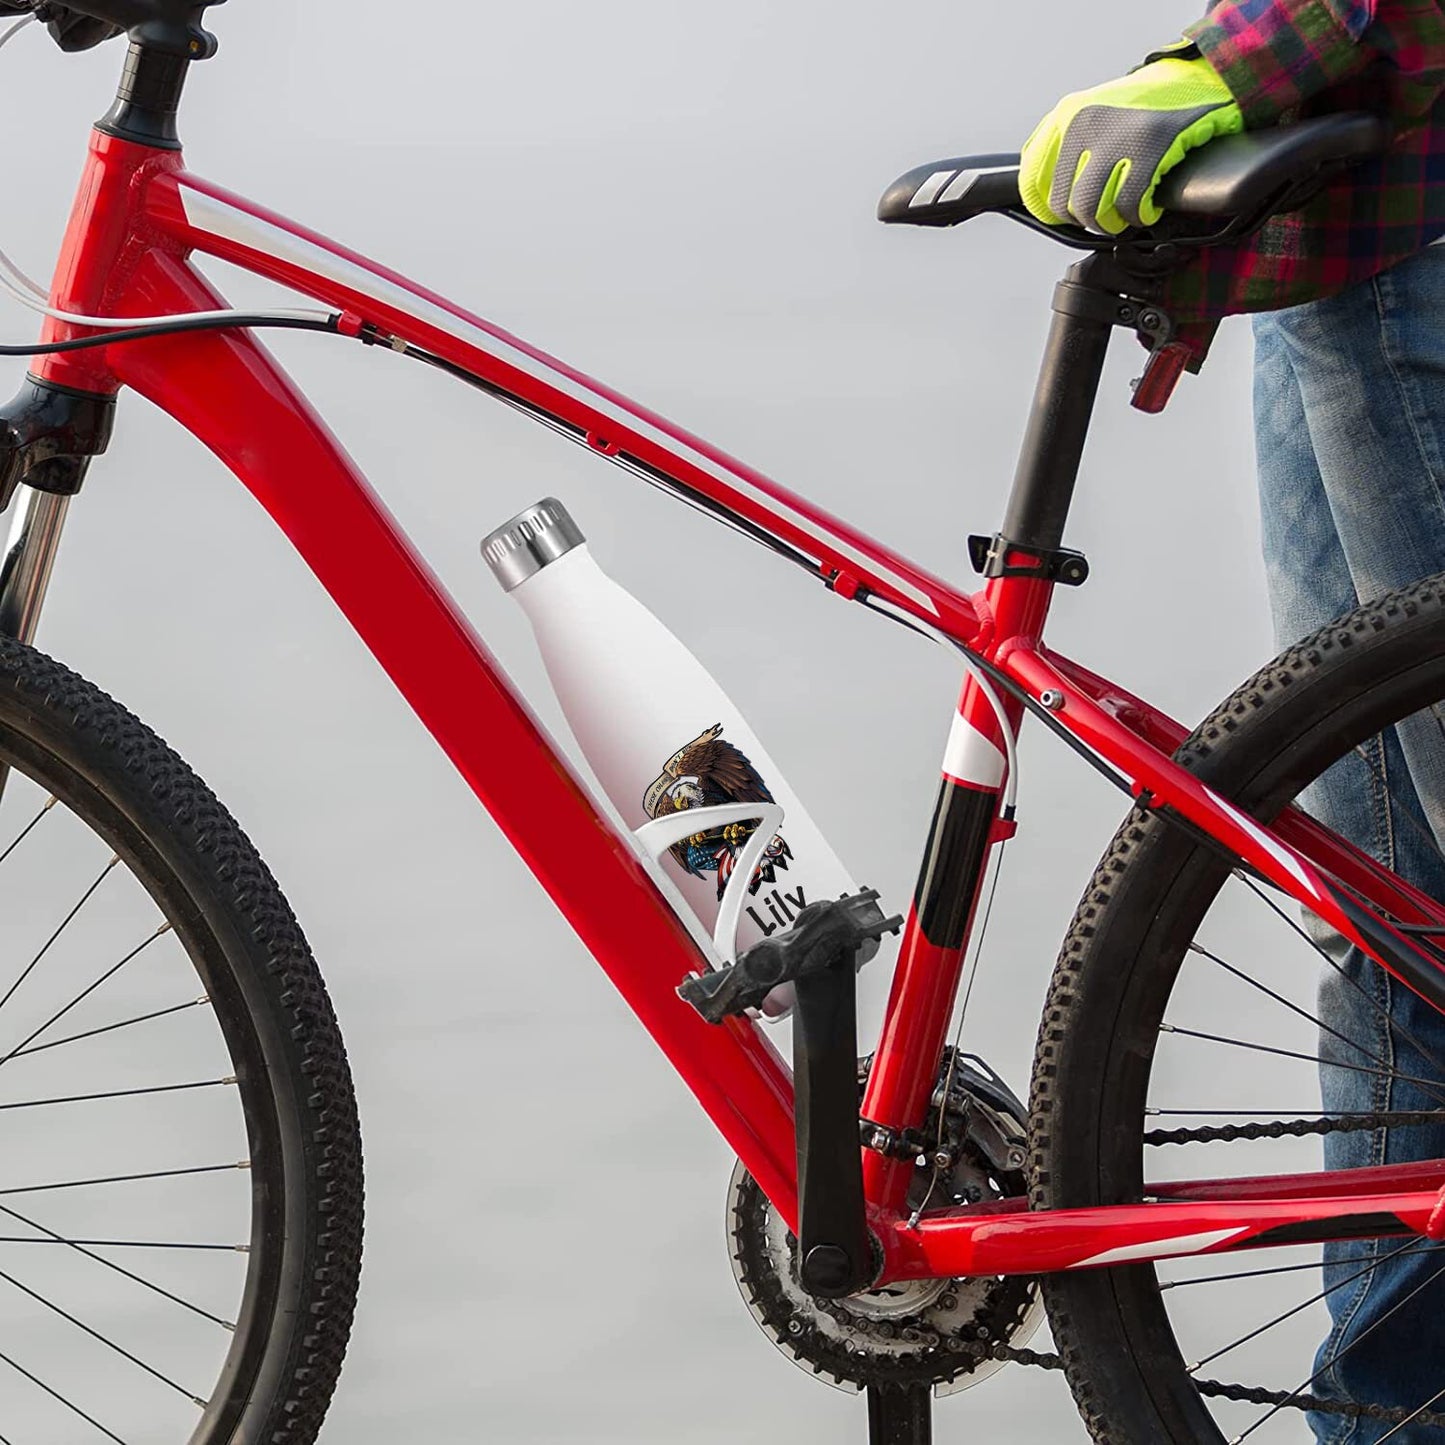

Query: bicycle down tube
[[30, 123, 1445, 1283]]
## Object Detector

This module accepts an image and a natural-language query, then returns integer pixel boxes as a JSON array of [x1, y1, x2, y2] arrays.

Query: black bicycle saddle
[[878, 112, 1390, 238]]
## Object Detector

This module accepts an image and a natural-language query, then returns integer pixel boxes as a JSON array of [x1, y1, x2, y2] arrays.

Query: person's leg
[[1255, 248, 1445, 1443]]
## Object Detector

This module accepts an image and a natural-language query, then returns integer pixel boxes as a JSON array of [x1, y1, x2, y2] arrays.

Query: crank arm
[[793, 956, 874, 1297]]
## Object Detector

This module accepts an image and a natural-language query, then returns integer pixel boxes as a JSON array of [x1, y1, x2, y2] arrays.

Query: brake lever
[[40, 5, 124, 51], [0, 3, 123, 50]]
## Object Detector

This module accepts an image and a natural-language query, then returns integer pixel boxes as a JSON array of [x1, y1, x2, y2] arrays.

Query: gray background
[[0, 0, 1278, 1438]]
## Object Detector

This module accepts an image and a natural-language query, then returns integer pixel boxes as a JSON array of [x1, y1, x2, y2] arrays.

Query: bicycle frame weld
[[26, 123, 1445, 1288]]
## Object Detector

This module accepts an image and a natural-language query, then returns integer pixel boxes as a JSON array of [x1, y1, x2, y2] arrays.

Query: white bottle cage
[[633, 802, 786, 967]]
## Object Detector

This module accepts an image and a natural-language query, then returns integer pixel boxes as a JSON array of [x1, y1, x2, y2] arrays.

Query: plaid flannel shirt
[[1162, 0, 1445, 324]]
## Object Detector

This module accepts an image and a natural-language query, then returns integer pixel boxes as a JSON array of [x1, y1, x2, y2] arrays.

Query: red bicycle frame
[[32, 123, 1445, 1287]]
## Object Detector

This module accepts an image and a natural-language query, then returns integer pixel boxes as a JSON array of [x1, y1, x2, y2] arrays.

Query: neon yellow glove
[[1020, 51, 1244, 235]]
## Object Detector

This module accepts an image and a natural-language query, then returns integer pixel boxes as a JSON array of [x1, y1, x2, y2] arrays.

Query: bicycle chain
[[991, 1103, 1445, 1425], [949, 1336, 1445, 1428], [1143, 1109, 1445, 1147], [743, 1066, 1445, 1426]]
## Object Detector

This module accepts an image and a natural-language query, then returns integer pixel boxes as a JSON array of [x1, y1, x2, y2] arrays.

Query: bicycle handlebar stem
[[58, 0, 222, 59], [97, 37, 191, 148]]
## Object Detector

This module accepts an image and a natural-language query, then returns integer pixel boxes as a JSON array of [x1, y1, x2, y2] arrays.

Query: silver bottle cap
[[481, 498, 586, 592]]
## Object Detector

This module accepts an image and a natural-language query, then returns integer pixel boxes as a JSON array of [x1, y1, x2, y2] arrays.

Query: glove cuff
[[1140, 39, 1203, 68]]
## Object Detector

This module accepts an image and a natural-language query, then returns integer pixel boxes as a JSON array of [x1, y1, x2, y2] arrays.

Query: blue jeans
[[1255, 244, 1445, 1443]]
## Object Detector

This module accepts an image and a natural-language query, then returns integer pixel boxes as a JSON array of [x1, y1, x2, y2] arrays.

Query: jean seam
[[1374, 272, 1445, 507], [1316, 738, 1398, 1444], [1318, 1248, 1375, 1445], [1369, 732, 1394, 1147]]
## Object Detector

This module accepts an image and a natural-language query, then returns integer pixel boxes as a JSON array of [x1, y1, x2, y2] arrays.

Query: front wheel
[[0, 638, 363, 1442], [1033, 574, 1445, 1442]]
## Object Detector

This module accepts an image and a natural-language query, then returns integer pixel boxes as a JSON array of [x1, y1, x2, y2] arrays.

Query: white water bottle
[[482, 498, 871, 1019]]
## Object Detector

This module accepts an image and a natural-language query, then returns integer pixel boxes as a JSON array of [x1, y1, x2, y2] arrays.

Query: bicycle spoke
[[1187, 1238, 1425, 1375], [0, 1263, 204, 1405], [0, 920, 171, 1069], [1232, 1241, 1445, 1440], [0, 1077, 233, 1112], [0, 797, 56, 870], [0, 1161, 248, 1198], [1186, 942, 1445, 1108], [1159, 1023, 1445, 1095], [6, 994, 211, 1059], [1161, 1255, 1368, 1291], [0, 1200, 234, 1329], [0, 854, 118, 1019], [0, 1341, 126, 1443], [0, 1237, 245, 1252], [1242, 874, 1445, 1087]]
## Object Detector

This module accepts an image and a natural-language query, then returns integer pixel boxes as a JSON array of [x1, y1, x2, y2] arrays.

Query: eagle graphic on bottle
[[643, 725, 794, 903]]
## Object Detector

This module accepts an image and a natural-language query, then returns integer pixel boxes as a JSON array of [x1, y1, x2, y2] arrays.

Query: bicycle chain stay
[[984, 1104, 1445, 1425], [746, 1091, 1445, 1425]]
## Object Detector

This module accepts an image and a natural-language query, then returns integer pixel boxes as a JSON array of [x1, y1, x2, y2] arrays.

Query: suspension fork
[[0, 487, 74, 645], [0, 374, 117, 631], [0, 378, 117, 796]]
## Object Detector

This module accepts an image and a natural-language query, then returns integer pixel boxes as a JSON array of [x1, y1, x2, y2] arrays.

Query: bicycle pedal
[[678, 888, 901, 1024]]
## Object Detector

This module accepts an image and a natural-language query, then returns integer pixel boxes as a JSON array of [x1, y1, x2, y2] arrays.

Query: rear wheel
[[1032, 574, 1445, 1442], [0, 637, 362, 1442]]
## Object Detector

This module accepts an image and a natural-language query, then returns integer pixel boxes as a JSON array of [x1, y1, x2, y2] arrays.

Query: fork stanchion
[[0, 486, 72, 806], [0, 487, 72, 645], [866, 1383, 932, 1445]]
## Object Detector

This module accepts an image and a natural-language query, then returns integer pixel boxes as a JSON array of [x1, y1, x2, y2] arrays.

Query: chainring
[[726, 1050, 1043, 1395]]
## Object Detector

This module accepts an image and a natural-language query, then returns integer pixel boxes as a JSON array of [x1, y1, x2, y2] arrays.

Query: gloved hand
[[1020, 49, 1244, 235]]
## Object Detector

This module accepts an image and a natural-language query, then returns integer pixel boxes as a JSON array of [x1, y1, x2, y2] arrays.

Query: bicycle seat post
[[1002, 251, 1158, 558]]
